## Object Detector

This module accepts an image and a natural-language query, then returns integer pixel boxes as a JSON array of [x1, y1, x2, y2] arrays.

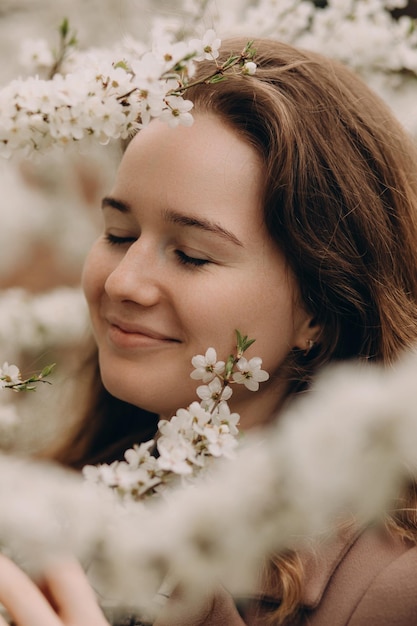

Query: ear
[[293, 313, 322, 352]]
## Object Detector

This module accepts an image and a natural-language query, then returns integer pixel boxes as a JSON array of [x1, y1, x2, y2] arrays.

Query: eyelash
[[105, 233, 136, 246], [105, 234, 210, 268], [175, 250, 210, 268]]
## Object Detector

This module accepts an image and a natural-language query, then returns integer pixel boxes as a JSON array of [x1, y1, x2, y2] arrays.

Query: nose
[[104, 240, 163, 307]]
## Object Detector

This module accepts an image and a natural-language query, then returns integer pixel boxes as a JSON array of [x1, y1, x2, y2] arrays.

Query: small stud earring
[[304, 339, 315, 356]]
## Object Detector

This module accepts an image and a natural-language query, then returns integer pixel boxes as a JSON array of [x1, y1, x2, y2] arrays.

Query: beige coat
[[154, 525, 417, 625]]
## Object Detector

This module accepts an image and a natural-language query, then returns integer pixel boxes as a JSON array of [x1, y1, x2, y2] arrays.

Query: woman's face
[[82, 114, 312, 428]]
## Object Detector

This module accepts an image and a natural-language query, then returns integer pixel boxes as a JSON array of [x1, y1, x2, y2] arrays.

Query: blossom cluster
[[2, 0, 417, 161], [150, 0, 417, 136], [148, 0, 417, 80], [0, 28, 256, 158], [0, 67, 139, 158], [295, 0, 417, 77], [192, 0, 417, 78], [0, 349, 416, 615], [84, 335, 269, 501]]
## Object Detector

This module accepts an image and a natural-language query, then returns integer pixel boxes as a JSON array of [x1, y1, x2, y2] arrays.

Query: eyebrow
[[162, 208, 244, 247], [101, 196, 131, 213], [101, 196, 244, 247]]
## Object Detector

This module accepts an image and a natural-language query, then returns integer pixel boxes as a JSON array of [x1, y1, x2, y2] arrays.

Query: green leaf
[[235, 329, 244, 348], [59, 17, 69, 39], [208, 74, 226, 84], [243, 40, 256, 58], [244, 338, 256, 351], [222, 55, 240, 70], [235, 329, 256, 354]]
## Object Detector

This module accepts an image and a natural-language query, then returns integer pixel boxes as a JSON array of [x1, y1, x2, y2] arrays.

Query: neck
[[229, 376, 290, 431]]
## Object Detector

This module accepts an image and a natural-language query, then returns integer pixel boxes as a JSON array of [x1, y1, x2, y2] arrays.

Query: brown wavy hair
[[52, 38, 417, 624], [186, 37, 417, 624]]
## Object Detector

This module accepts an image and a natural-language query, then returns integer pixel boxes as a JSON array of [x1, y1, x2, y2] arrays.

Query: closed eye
[[175, 250, 211, 268], [105, 233, 137, 246]]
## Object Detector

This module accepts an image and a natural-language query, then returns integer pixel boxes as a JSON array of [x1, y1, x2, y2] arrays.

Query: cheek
[[228, 282, 297, 368], [177, 277, 278, 354]]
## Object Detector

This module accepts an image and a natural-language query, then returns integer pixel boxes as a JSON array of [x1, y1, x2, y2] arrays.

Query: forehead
[[113, 114, 265, 232]]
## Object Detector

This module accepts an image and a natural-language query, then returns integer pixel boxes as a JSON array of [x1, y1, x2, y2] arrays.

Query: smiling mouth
[[106, 321, 180, 349]]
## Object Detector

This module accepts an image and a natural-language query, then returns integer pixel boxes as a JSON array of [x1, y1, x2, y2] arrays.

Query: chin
[[98, 352, 196, 415], [100, 373, 180, 417]]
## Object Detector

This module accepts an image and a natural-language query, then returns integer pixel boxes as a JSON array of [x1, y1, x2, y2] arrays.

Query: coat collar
[[298, 524, 362, 608], [244, 524, 362, 610]]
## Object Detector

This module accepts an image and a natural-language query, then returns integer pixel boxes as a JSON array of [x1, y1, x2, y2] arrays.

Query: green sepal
[[225, 354, 235, 378], [114, 60, 130, 71], [40, 363, 56, 378]]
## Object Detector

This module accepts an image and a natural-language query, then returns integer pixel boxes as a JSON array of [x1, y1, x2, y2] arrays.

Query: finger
[[43, 558, 110, 625], [0, 554, 61, 626]]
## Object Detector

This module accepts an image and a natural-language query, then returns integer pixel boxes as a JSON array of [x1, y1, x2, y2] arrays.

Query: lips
[[105, 315, 180, 347]]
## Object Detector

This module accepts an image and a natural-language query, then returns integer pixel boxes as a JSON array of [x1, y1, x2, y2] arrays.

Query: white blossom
[[215, 401, 240, 437], [159, 96, 194, 128], [242, 61, 257, 75], [196, 377, 233, 411], [190, 348, 225, 383], [232, 356, 270, 391]]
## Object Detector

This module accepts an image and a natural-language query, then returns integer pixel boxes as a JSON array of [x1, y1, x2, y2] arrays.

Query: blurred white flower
[[2, 350, 417, 609], [124, 441, 156, 469], [157, 436, 196, 475], [215, 401, 240, 437], [189, 29, 221, 61], [0, 403, 19, 448], [203, 424, 238, 458], [130, 52, 166, 92], [0, 363, 21, 387], [19, 38, 55, 73]]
